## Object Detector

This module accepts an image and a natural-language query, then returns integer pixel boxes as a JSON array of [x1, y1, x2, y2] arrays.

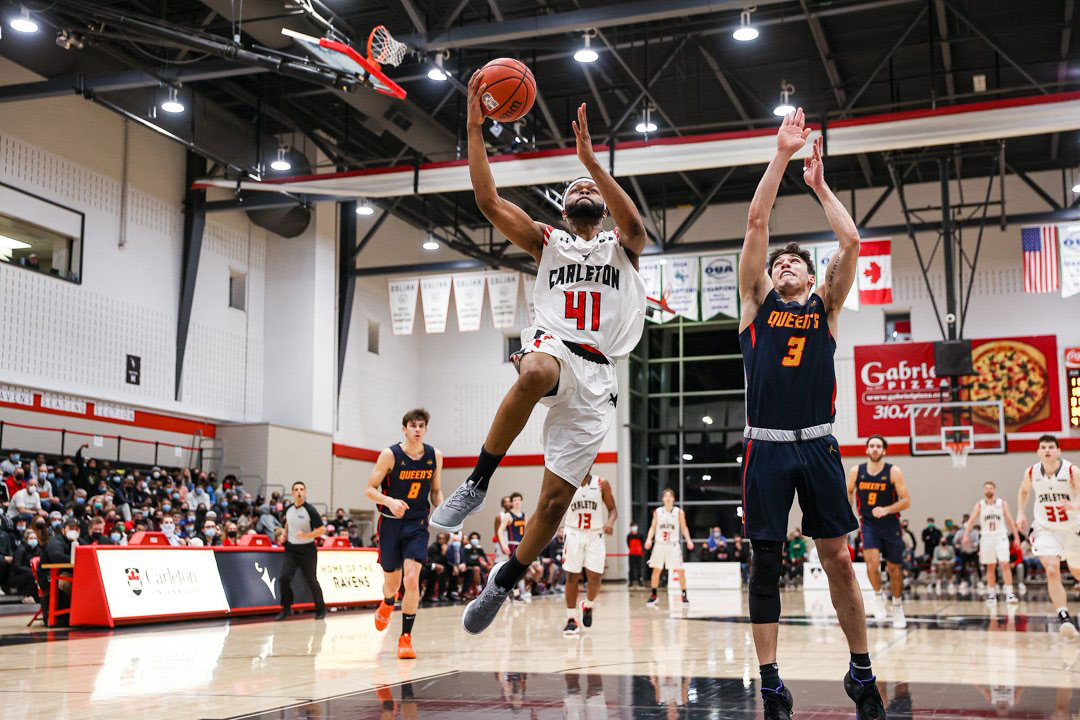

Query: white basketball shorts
[[1030, 524, 1080, 566], [563, 529, 606, 574], [512, 326, 617, 487], [979, 534, 1009, 564], [648, 542, 684, 570]]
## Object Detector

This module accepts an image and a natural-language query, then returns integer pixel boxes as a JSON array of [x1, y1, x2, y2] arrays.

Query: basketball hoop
[[368, 25, 407, 68], [946, 441, 970, 469], [281, 26, 407, 99]]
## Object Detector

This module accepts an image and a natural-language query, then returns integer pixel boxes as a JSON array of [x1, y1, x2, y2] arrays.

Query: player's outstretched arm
[[739, 108, 811, 331], [431, 449, 444, 508], [1002, 501, 1019, 541], [644, 509, 657, 549], [679, 509, 694, 550], [571, 103, 647, 262], [961, 502, 980, 542], [466, 71, 544, 263], [600, 479, 618, 535], [1015, 469, 1032, 531], [805, 136, 860, 320]]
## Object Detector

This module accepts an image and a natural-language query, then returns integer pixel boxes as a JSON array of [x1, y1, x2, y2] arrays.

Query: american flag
[[1021, 225, 1059, 293]]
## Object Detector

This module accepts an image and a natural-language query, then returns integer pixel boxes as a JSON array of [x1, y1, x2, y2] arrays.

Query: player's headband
[[562, 177, 603, 209]]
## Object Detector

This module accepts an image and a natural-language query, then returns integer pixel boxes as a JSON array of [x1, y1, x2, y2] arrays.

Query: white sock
[[1005, 585, 1014, 593], [582, 599, 594, 609], [892, 597, 902, 607], [566, 608, 576, 619], [1056, 607, 1069, 616]]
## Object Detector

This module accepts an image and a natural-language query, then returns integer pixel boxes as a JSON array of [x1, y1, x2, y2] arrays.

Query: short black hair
[[402, 408, 430, 427], [866, 435, 888, 450], [1037, 434, 1059, 447], [766, 242, 815, 277], [510, 492, 523, 501], [291, 481, 306, 489], [64, 518, 80, 528]]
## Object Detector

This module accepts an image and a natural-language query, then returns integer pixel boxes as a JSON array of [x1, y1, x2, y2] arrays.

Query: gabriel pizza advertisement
[[854, 335, 1061, 437]]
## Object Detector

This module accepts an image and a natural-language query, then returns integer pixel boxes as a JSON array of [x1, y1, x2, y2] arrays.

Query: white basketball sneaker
[[891, 601, 907, 629]]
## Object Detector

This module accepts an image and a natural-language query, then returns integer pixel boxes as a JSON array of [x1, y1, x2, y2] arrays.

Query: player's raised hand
[[776, 107, 811, 157], [802, 135, 825, 190], [466, 70, 487, 128], [572, 103, 598, 168]]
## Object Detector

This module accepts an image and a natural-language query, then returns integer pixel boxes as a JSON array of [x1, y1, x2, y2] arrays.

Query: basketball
[[478, 58, 535, 123]]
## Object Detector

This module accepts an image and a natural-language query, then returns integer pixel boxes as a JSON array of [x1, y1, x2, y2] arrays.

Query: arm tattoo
[[827, 256, 839, 288]]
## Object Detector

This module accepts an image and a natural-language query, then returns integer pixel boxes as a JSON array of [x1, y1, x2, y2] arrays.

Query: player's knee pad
[[748, 540, 783, 624]]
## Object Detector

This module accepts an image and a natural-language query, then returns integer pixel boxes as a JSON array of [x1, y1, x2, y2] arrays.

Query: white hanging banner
[[662, 256, 700, 321], [638, 258, 664, 323], [811, 243, 859, 311], [1060, 223, 1080, 299], [387, 277, 419, 335], [521, 273, 536, 324], [701, 253, 740, 319], [485, 271, 520, 328], [419, 275, 453, 333], [453, 274, 486, 331]]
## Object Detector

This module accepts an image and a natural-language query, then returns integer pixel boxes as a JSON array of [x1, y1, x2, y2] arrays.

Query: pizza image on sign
[[967, 339, 1051, 431]]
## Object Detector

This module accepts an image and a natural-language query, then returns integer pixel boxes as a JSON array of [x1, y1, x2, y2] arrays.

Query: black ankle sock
[[759, 663, 781, 691], [495, 555, 529, 590], [401, 682, 415, 701], [850, 652, 873, 682], [470, 446, 505, 492], [649, 588, 657, 598], [402, 613, 416, 635], [384, 597, 395, 607], [1059, 609, 1073, 622]]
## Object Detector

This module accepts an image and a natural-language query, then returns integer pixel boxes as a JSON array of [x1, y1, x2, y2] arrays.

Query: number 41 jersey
[[739, 289, 837, 430], [534, 226, 645, 361]]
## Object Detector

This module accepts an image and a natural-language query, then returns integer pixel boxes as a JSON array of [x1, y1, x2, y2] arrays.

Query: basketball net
[[368, 25, 407, 68], [946, 441, 970, 469]]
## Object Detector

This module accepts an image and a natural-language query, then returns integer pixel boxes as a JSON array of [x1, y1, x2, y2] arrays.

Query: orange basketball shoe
[[397, 633, 416, 659], [374, 600, 394, 631]]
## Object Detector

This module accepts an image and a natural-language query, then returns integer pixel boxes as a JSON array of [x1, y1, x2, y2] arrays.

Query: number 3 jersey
[[378, 442, 435, 520], [534, 225, 645, 361], [739, 289, 836, 430], [1029, 459, 1077, 530]]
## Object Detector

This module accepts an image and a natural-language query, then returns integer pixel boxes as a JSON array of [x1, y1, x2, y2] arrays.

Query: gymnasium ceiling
[[0, 0, 1077, 254]]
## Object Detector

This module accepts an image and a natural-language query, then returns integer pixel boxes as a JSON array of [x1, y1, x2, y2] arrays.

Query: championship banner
[[638, 257, 665, 323], [485, 271, 519, 329], [854, 335, 1060, 437], [316, 549, 384, 604], [453, 273, 485, 332], [700, 253, 739, 320], [387, 277, 419, 335], [419, 275, 452, 333], [521, 273, 535, 324], [662, 255, 700, 321], [1060, 223, 1080, 299], [812, 243, 859, 310]]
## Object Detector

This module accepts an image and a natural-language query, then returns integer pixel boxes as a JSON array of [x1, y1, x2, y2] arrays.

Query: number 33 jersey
[[534, 225, 645, 361], [739, 289, 836, 430]]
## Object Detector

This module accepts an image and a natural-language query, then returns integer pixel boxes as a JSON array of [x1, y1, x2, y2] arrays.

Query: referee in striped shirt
[[275, 481, 327, 620]]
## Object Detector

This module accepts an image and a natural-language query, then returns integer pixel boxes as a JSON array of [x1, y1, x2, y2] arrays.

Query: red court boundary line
[[0, 396, 216, 438], [332, 443, 616, 467]]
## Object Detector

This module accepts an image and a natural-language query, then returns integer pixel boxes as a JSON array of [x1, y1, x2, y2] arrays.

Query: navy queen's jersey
[[379, 443, 435, 520], [739, 289, 836, 430], [854, 463, 899, 525]]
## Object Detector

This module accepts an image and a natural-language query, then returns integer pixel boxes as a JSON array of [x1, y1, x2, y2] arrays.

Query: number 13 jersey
[[740, 289, 836, 430], [534, 226, 645, 361]]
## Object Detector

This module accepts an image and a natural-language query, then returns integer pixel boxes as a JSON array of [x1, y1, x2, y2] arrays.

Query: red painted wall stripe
[[332, 443, 617, 467]]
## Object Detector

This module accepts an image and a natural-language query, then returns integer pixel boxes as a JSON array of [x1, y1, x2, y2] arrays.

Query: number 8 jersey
[[534, 225, 645, 361], [739, 289, 836, 430], [378, 443, 435, 520]]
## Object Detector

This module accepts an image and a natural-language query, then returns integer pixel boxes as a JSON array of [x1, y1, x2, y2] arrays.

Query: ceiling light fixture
[[701, 414, 714, 425], [635, 105, 657, 134], [9, 6, 38, 33], [773, 80, 796, 117], [355, 200, 375, 216], [732, 6, 759, 42], [702, 474, 712, 481], [422, 232, 440, 251], [427, 53, 448, 81], [682, 453, 694, 461], [1072, 170, 1080, 194], [270, 146, 291, 172], [160, 86, 185, 114], [488, 121, 503, 138], [574, 31, 598, 63]]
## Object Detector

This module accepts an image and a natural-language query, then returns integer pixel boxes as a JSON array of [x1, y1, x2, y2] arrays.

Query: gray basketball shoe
[[462, 561, 511, 635], [429, 479, 486, 532]]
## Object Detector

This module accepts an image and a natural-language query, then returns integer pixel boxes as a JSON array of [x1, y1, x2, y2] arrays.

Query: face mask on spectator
[[91, 529, 102, 539], [204, 527, 216, 538], [51, 520, 62, 529], [470, 538, 481, 547], [27, 537, 39, 548], [630, 525, 638, 533], [28, 485, 38, 494], [187, 513, 195, 521], [65, 530, 79, 541], [76, 497, 86, 505], [93, 503, 103, 510], [162, 503, 172, 512], [35, 521, 45, 531], [16, 523, 26, 533], [227, 530, 238, 538], [152, 471, 160, 479], [12, 454, 20, 461], [172, 492, 180, 500], [162, 523, 175, 536], [48, 473, 55, 480], [110, 532, 121, 542]]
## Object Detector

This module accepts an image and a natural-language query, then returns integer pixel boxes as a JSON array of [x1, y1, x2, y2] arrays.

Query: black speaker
[[934, 339, 974, 377]]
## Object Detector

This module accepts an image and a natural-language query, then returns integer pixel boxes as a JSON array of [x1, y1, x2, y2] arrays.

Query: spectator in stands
[[4, 468, 27, 504], [10, 527, 41, 603], [82, 516, 113, 545], [42, 518, 80, 624], [36, 465, 58, 512], [334, 508, 348, 526], [160, 516, 184, 546], [787, 528, 808, 582], [223, 522, 240, 546], [922, 518, 942, 561], [7, 475, 43, 519], [0, 449, 20, 476], [445, 531, 467, 601], [190, 482, 211, 510], [626, 521, 645, 587], [932, 537, 956, 592], [732, 534, 750, 582], [47, 511, 63, 538], [423, 532, 449, 603], [347, 524, 363, 548], [255, 504, 281, 540], [705, 527, 726, 561], [538, 529, 564, 593], [0, 518, 16, 593], [109, 522, 125, 545], [192, 519, 220, 547], [463, 531, 490, 597], [273, 527, 286, 546]]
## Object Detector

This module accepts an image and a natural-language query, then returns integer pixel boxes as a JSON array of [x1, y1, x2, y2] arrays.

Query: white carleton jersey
[[979, 497, 1007, 538], [535, 225, 645, 361], [565, 475, 607, 533], [654, 506, 682, 545], [1029, 460, 1077, 529]]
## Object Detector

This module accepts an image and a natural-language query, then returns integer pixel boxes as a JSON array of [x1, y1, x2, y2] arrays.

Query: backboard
[[282, 27, 407, 100], [909, 400, 1006, 459]]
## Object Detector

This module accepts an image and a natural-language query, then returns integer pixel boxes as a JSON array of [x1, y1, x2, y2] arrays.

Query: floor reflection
[[233, 671, 1080, 720]]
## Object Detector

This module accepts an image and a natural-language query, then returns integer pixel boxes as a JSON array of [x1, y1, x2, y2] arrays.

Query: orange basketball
[[478, 58, 536, 123]]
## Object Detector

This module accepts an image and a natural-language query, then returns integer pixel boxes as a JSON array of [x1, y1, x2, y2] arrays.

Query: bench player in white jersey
[[645, 488, 694, 607], [432, 75, 647, 636], [1015, 434, 1080, 637], [562, 471, 617, 635], [961, 481, 1019, 605]]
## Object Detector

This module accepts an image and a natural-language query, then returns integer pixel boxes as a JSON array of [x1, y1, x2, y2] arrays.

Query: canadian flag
[[858, 240, 893, 305]]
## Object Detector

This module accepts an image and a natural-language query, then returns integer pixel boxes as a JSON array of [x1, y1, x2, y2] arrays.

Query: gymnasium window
[[884, 311, 912, 342], [367, 320, 380, 354], [505, 335, 519, 362], [629, 317, 746, 542], [229, 270, 247, 311], [0, 183, 84, 283]]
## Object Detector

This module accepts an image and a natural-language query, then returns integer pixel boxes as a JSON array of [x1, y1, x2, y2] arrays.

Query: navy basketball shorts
[[861, 521, 905, 564], [740, 434, 858, 542], [378, 516, 430, 572]]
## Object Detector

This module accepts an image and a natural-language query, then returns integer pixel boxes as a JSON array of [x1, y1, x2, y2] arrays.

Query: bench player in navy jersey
[[365, 408, 443, 659], [738, 110, 885, 720], [847, 435, 911, 628]]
